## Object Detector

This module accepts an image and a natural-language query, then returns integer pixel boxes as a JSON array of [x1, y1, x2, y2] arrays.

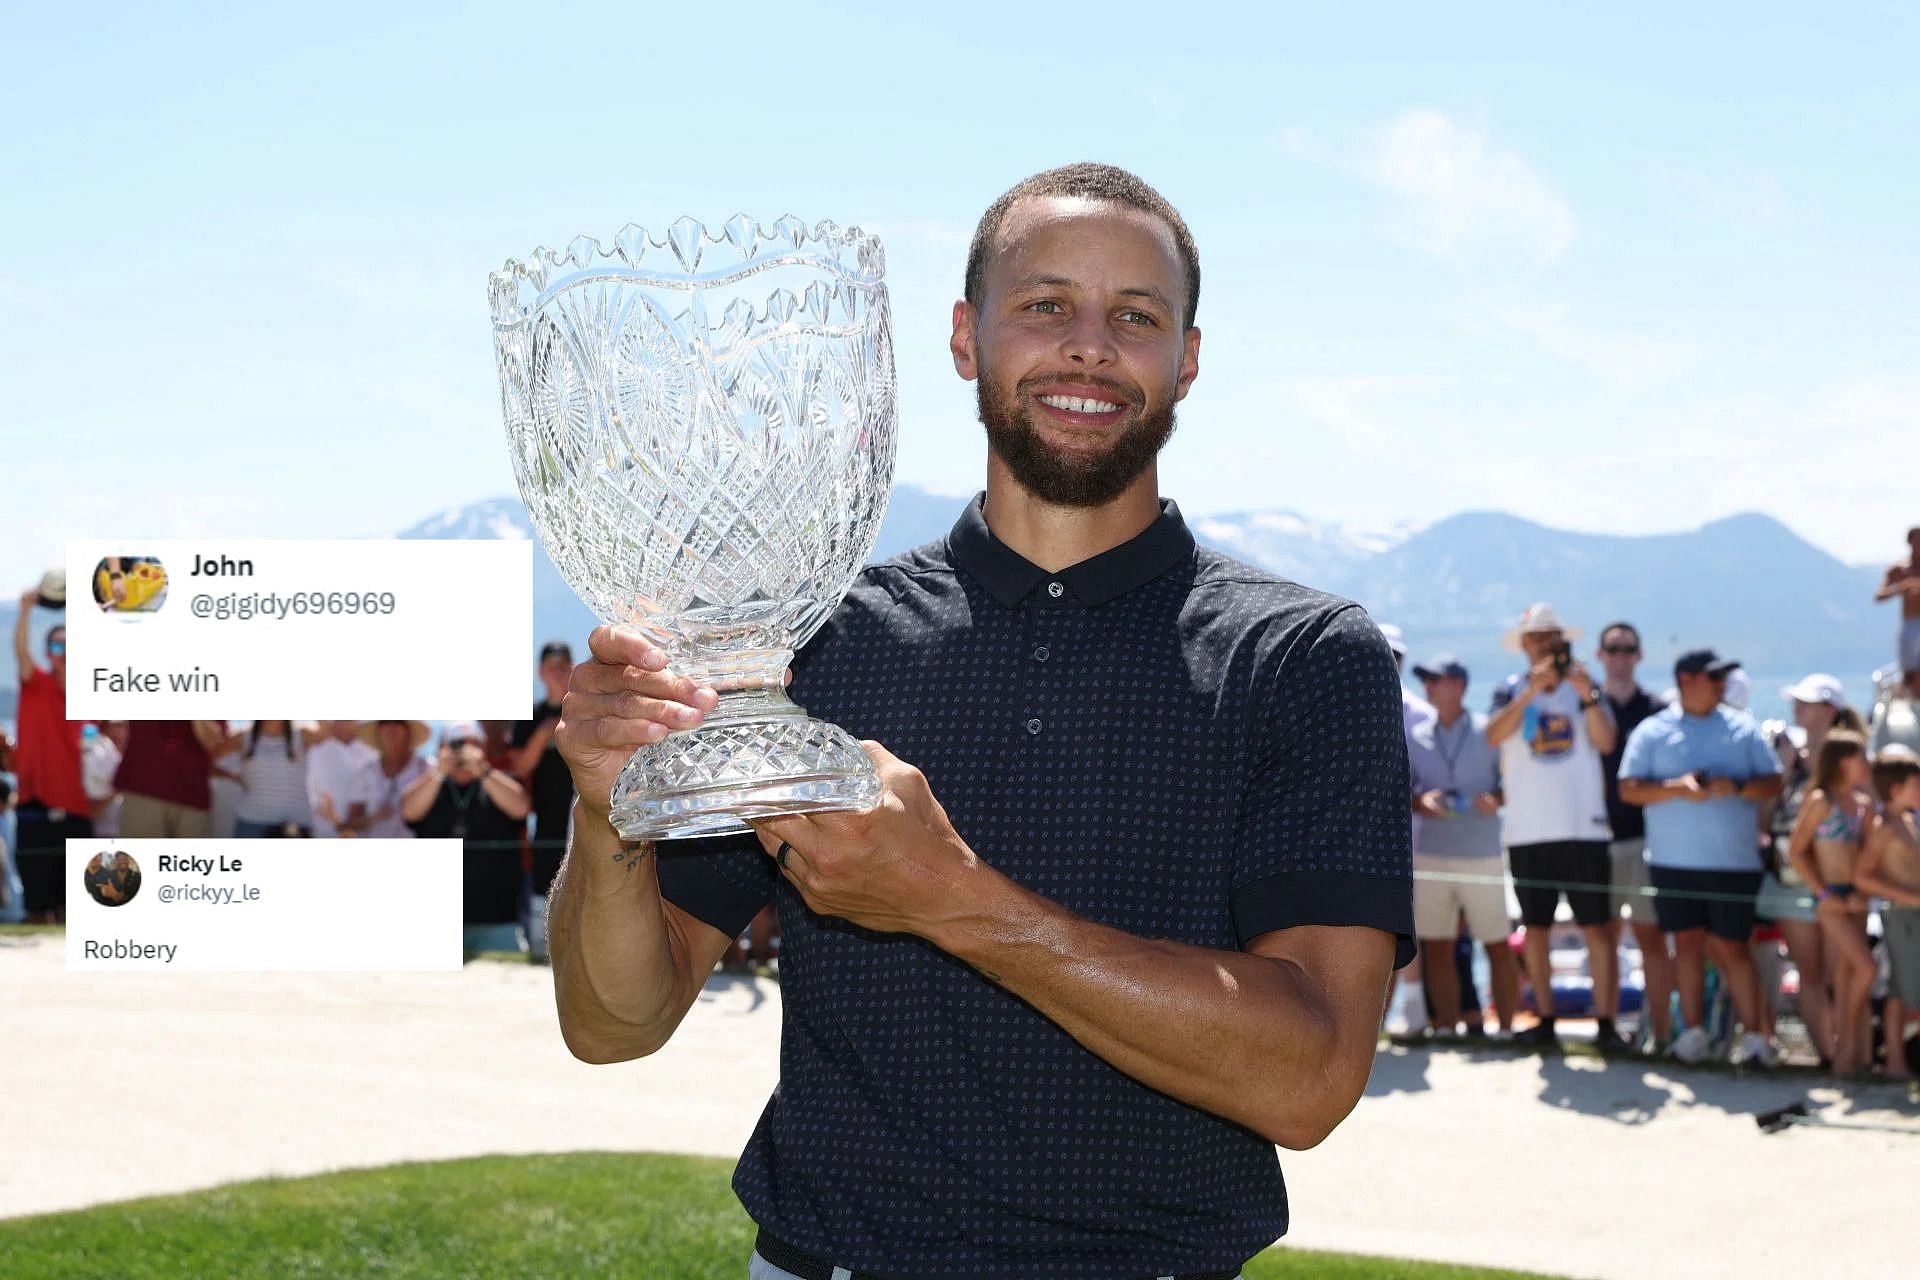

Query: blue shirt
[[1407, 711, 1502, 858], [1617, 705, 1781, 871], [658, 495, 1414, 1279]]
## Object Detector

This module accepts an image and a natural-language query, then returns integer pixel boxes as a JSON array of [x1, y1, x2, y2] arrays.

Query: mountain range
[[2, 488, 1895, 724]]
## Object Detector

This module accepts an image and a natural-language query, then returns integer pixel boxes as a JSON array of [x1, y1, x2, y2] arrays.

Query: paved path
[[5, 933, 1917, 1278]]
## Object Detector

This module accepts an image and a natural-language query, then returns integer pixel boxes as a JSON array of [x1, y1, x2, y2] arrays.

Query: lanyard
[[1432, 716, 1472, 788]]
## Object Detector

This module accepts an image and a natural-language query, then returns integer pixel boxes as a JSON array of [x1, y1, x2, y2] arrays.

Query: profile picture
[[83, 850, 143, 908], [92, 555, 169, 614]]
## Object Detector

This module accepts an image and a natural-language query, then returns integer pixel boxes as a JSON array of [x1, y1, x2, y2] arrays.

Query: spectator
[[115, 721, 230, 838], [307, 720, 377, 838], [1486, 603, 1620, 1049], [1408, 654, 1519, 1036], [80, 721, 125, 838], [232, 721, 318, 838], [1593, 621, 1675, 1052], [403, 720, 530, 951], [1860, 752, 1920, 1079], [1874, 526, 1920, 699], [1757, 717, 1830, 1063], [1380, 621, 1435, 1034], [1785, 730, 1876, 1075], [339, 721, 431, 839], [1782, 673, 1855, 755], [510, 641, 579, 961], [1380, 623, 1435, 736], [12, 583, 89, 923], [1619, 650, 1784, 1066], [0, 773, 21, 925]]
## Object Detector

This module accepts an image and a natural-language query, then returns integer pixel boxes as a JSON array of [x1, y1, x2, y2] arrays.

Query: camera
[[1550, 639, 1571, 676]]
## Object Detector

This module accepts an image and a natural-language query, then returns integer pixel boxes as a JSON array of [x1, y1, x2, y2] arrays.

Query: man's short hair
[[1872, 755, 1920, 804], [1599, 620, 1641, 648], [965, 163, 1201, 330]]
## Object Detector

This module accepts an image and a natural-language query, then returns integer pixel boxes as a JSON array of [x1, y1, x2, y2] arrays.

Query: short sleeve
[[1618, 720, 1656, 782], [656, 831, 776, 940], [1230, 605, 1415, 968], [1744, 720, 1783, 777]]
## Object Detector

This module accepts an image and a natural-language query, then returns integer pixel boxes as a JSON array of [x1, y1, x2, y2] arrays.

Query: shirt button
[[1033, 645, 1050, 662], [1025, 717, 1042, 735], [1047, 581, 1064, 599]]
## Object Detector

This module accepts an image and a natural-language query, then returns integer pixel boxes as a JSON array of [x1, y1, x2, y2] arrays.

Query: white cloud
[[1368, 110, 1576, 263], [1497, 304, 1702, 391], [1279, 374, 1434, 449]]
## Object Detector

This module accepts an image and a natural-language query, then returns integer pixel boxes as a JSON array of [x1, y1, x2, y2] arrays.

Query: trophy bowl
[[490, 215, 897, 841]]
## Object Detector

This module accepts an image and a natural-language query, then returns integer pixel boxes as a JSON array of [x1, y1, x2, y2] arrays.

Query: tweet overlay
[[64, 539, 533, 718], [65, 839, 464, 971]]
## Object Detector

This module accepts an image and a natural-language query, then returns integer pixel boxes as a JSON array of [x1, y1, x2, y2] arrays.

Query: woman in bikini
[[1787, 730, 1877, 1075]]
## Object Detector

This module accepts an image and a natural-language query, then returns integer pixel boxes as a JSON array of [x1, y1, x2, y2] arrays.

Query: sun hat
[[1378, 623, 1408, 658], [1502, 603, 1580, 651], [35, 568, 66, 608], [357, 720, 432, 752]]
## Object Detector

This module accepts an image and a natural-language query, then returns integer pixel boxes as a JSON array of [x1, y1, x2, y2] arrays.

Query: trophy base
[[606, 706, 880, 842]]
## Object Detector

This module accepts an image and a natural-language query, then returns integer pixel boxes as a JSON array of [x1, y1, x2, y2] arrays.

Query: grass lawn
[[0, 1152, 1557, 1280]]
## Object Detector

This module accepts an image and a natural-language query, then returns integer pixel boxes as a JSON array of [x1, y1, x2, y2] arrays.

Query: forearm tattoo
[[612, 841, 654, 874]]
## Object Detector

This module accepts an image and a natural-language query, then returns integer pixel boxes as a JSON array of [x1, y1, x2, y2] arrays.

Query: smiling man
[[546, 164, 1414, 1280]]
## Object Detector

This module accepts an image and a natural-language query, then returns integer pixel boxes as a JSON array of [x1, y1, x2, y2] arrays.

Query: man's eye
[[1119, 310, 1157, 326], [1025, 299, 1064, 314]]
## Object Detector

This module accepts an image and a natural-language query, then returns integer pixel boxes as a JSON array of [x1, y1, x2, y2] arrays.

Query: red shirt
[[15, 668, 89, 813], [114, 721, 213, 812]]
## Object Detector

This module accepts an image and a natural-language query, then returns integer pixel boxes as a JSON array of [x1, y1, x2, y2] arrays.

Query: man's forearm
[[548, 802, 699, 1062], [1484, 693, 1529, 746], [928, 869, 1378, 1148]]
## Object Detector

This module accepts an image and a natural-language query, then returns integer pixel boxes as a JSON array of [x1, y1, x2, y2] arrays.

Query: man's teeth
[[1038, 394, 1123, 413]]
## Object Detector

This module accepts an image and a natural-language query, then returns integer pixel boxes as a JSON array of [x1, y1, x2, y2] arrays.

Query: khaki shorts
[[1413, 852, 1512, 943], [117, 793, 212, 839], [1609, 837, 1655, 922]]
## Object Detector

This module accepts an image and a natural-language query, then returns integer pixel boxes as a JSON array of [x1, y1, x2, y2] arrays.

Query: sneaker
[[1513, 1022, 1559, 1049], [1732, 1033, 1779, 1068], [1593, 1025, 1634, 1055], [1669, 1026, 1710, 1065]]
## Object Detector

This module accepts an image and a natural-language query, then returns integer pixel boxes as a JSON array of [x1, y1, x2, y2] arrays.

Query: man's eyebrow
[[1008, 273, 1174, 311]]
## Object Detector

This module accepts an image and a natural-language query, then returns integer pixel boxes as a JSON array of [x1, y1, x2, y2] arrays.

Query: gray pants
[[750, 1250, 1242, 1280]]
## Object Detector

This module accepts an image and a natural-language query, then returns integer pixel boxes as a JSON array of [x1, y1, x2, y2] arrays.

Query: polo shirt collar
[[945, 492, 1196, 608]]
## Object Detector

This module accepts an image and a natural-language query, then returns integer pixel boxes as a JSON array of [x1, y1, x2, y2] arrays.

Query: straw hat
[[357, 720, 431, 751], [35, 568, 66, 608], [1501, 602, 1580, 651]]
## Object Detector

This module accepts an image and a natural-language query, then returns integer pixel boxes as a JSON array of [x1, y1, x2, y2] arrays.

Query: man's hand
[[747, 742, 980, 939], [1566, 662, 1596, 699], [1706, 776, 1741, 800], [1414, 789, 1450, 818], [552, 625, 722, 823], [1525, 656, 1558, 695], [1672, 774, 1709, 802], [1472, 791, 1501, 816]]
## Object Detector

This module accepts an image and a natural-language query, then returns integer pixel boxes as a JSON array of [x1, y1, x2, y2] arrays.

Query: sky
[[4, 2, 1917, 596]]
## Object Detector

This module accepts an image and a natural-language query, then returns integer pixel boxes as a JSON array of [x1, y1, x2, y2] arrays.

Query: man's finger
[[747, 813, 817, 858], [587, 624, 668, 672]]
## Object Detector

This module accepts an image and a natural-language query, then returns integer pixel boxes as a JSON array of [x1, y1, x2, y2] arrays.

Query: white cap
[[1721, 668, 1752, 711], [1378, 623, 1407, 657], [1779, 673, 1846, 707], [441, 719, 485, 745], [1502, 603, 1581, 651]]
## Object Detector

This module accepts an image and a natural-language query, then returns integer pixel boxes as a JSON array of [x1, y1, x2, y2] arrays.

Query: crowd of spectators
[[1383, 589, 1920, 1076]]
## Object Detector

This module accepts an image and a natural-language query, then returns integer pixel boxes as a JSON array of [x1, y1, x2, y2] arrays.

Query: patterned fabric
[[659, 494, 1412, 1279]]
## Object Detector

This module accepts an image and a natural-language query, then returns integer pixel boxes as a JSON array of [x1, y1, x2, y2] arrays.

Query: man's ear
[[1173, 325, 1201, 402], [950, 299, 979, 382]]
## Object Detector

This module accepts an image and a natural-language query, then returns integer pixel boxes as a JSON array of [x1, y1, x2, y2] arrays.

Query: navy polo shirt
[[659, 494, 1413, 1279]]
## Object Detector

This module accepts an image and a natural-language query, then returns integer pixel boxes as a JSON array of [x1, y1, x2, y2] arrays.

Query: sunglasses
[[1600, 645, 1640, 655], [48, 640, 67, 656]]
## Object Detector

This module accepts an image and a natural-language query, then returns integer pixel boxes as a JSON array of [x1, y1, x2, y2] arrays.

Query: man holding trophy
[[512, 165, 1413, 1279]]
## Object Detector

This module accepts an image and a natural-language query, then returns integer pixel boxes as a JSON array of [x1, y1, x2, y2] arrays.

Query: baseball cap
[[1412, 653, 1469, 684], [538, 640, 574, 663], [1674, 649, 1740, 680], [441, 719, 485, 746], [1378, 623, 1407, 658], [1721, 668, 1752, 711], [1779, 673, 1846, 706]]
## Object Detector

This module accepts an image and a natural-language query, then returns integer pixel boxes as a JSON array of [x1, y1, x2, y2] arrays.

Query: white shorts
[[1413, 852, 1513, 943], [1902, 617, 1920, 671]]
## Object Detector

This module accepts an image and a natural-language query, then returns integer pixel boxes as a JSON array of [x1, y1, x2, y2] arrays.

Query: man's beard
[[976, 369, 1176, 508]]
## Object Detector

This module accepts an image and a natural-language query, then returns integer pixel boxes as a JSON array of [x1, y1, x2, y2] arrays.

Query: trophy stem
[[605, 683, 881, 842]]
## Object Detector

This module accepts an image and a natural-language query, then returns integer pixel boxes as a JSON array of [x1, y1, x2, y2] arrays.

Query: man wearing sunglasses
[[12, 584, 89, 923], [1617, 650, 1784, 1066], [1594, 622, 1674, 1052]]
